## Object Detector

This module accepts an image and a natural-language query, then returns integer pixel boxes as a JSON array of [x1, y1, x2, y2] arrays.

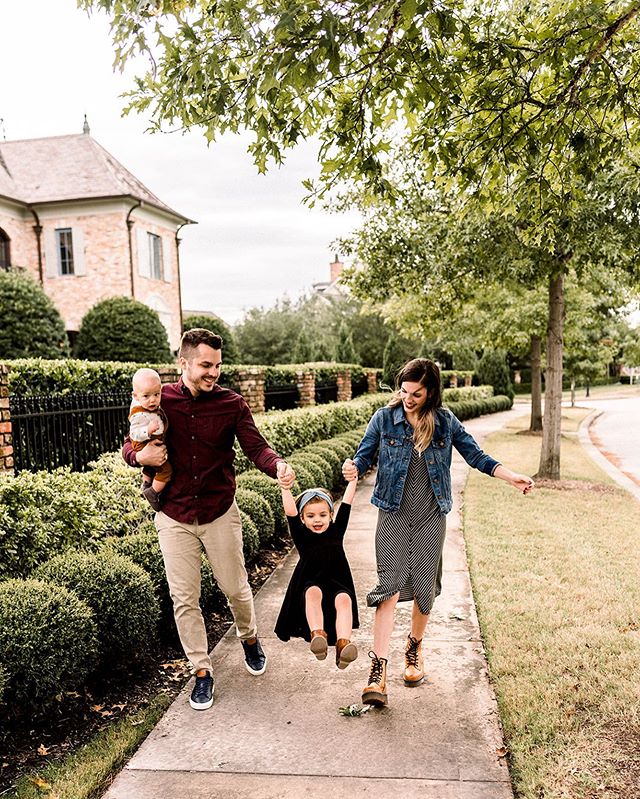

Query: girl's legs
[[305, 585, 324, 630], [334, 592, 353, 640], [305, 586, 327, 660]]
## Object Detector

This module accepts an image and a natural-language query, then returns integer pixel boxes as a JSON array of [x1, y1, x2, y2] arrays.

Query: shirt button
[[191, 435, 195, 440]]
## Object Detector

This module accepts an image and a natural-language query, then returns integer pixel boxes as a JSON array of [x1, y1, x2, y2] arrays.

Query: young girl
[[274, 477, 359, 668]]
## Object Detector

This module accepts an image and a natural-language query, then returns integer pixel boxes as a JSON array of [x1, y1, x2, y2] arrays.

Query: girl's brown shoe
[[362, 651, 388, 706], [336, 638, 358, 669], [310, 629, 328, 660]]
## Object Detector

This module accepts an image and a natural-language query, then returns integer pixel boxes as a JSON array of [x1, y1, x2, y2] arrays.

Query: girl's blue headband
[[298, 489, 334, 513]]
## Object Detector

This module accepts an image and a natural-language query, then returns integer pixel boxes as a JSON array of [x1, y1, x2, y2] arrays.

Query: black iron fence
[[315, 382, 338, 404], [264, 383, 299, 411], [10, 392, 131, 474]]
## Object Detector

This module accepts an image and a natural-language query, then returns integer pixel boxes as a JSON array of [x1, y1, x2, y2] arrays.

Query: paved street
[[571, 388, 640, 502]]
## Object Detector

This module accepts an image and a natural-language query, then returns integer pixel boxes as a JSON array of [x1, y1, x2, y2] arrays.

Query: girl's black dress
[[274, 503, 359, 646]]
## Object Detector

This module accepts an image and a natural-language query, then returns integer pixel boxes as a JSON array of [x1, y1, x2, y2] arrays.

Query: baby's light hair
[[132, 367, 162, 391]]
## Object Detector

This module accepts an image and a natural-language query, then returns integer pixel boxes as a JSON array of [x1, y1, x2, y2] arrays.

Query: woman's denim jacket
[[353, 405, 500, 516]]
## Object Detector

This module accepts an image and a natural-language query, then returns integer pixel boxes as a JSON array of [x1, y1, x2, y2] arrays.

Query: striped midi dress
[[367, 447, 446, 615]]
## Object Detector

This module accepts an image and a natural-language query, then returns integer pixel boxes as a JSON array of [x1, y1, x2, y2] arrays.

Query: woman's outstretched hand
[[493, 465, 534, 494], [342, 459, 358, 481]]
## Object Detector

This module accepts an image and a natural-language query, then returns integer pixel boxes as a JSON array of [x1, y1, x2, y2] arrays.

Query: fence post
[[236, 368, 266, 414], [336, 368, 352, 402], [0, 364, 13, 474], [364, 369, 379, 393], [449, 374, 458, 388], [296, 370, 315, 407]]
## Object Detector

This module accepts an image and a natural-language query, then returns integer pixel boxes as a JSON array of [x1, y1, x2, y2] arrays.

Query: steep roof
[[0, 133, 191, 222]]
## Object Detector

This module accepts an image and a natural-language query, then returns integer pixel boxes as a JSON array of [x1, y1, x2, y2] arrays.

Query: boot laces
[[406, 636, 421, 668], [367, 650, 384, 684]]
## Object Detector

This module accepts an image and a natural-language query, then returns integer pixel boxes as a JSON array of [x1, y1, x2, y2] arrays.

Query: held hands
[[147, 417, 161, 436], [342, 458, 358, 482], [276, 461, 296, 490]]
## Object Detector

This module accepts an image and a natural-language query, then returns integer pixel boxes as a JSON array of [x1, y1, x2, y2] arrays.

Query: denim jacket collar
[[391, 404, 446, 436]]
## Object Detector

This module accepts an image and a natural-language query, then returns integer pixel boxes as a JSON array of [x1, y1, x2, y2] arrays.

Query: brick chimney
[[330, 253, 343, 283]]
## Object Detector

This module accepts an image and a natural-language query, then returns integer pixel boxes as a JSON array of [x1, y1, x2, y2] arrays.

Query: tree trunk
[[529, 334, 543, 432], [537, 270, 564, 479]]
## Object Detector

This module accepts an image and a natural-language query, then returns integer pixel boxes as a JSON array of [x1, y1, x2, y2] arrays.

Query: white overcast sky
[[0, 0, 360, 324]]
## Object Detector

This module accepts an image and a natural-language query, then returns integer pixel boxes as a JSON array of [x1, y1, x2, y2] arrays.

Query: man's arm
[[235, 398, 283, 478]]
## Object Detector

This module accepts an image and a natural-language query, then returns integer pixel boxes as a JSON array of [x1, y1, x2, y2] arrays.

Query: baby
[[129, 368, 171, 511]]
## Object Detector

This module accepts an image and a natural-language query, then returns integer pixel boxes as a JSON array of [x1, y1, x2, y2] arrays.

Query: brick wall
[[0, 207, 40, 274]]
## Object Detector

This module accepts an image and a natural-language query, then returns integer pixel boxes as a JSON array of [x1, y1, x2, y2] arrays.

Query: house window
[[148, 233, 163, 280], [0, 228, 10, 270], [56, 228, 74, 275]]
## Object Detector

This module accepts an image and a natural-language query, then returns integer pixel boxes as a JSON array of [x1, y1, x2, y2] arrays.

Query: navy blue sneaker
[[189, 672, 214, 710], [242, 637, 267, 675]]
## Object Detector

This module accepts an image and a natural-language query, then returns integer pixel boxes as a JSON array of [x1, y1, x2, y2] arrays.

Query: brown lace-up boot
[[362, 651, 388, 706], [309, 629, 328, 660], [335, 638, 358, 669], [403, 635, 424, 686]]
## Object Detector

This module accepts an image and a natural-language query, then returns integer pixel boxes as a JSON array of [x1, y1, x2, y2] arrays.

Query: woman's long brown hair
[[388, 358, 442, 452]]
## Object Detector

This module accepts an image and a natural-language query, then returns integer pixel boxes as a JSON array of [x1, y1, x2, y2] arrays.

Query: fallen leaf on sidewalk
[[496, 746, 508, 758], [339, 703, 372, 717]]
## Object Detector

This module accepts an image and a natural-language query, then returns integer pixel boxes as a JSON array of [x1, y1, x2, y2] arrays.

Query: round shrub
[[0, 469, 104, 579], [75, 296, 172, 362], [286, 458, 317, 492], [298, 451, 335, 488], [239, 510, 260, 559], [236, 488, 275, 544], [0, 270, 69, 359], [0, 578, 98, 708], [183, 313, 239, 363], [35, 551, 159, 665], [303, 445, 343, 484], [102, 532, 221, 621], [86, 452, 153, 537], [236, 472, 287, 533]]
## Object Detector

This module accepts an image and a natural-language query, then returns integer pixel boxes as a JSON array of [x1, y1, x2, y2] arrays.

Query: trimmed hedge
[[235, 488, 275, 544], [102, 531, 222, 623], [35, 551, 159, 665], [0, 578, 98, 708], [239, 510, 260, 559], [236, 472, 287, 534]]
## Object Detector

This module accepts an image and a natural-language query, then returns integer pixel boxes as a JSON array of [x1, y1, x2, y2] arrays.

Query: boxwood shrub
[[35, 551, 159, 665], [235, 488, 275, 544], [0, 578, 98, 708], [101, 532, 222, 624], [236, 473, 287, 534], [239, 510, 260, 559]]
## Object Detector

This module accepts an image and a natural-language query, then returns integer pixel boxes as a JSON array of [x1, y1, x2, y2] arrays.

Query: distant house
[[0, 121, 193, 350], [312, 255, 346, 299]]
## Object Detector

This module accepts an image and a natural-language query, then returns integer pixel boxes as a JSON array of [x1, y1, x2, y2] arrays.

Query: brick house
[[0, 123, 193, 351]]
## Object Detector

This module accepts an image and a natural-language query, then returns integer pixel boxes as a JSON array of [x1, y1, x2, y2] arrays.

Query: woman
[[342, 358, 533, 707]]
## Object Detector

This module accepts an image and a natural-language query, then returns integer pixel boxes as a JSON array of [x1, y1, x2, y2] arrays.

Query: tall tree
[[89, 0, 640, 475]]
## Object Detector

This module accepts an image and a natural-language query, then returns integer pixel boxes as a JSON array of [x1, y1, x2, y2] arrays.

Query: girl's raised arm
[[341, 475, 358, 506], [279, 484, 298, 517]]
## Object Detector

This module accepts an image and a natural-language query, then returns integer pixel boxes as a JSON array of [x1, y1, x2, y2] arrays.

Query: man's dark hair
[[179, 328, 223, 359]]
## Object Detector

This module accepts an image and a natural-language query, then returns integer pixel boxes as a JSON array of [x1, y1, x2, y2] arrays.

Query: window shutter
[[72, 228, 85, 276], [44, 228, 58, 278], [137, 228, 150, 277], [162, 236, 172, 282]]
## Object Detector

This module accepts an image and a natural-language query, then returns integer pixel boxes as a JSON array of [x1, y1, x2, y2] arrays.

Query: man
[[122, 328, 295, 710]]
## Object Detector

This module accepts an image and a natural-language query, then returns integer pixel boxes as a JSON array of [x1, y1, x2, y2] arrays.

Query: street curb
[[578, 409, 640, 503]]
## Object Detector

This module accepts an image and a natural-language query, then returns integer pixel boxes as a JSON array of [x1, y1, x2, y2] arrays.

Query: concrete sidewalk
[[104, 409, 522, 799]]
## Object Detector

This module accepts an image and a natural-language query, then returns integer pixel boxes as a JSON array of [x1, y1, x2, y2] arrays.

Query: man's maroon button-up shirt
[[122, 379, 281, 524]]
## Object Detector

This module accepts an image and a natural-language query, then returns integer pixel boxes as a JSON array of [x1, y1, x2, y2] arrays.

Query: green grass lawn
[[464, 408, 640, 798]]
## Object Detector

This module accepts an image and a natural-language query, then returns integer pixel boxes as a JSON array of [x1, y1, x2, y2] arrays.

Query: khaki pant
[[155, 502, 257, 674]]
